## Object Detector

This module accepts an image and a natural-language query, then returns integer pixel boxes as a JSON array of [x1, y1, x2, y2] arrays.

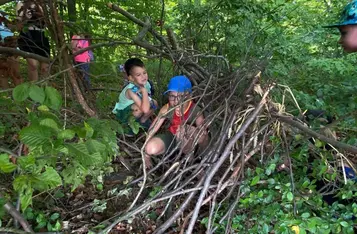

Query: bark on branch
[[72, 41, 133, 56], [275, 114, 357, 154], [0, 194, 34, 233], [0, 46, 52, 63]]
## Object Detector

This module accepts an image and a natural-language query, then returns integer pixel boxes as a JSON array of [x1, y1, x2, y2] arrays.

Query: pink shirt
[[72, 35, 90, 63]]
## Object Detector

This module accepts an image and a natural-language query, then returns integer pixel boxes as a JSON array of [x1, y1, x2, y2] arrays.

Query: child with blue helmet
[[326, 0, 357, 52], [144, 75, 209, 168], [112, 58, 157, 133]]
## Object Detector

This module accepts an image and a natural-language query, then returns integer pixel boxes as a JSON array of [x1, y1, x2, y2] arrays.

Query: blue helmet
[[164, 75, 192, 94], [326, 0, 357, 27]]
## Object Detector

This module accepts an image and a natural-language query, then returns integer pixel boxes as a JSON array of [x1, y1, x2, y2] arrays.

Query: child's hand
[[140, 86, 148, 93], [144, 154, 152, 169]]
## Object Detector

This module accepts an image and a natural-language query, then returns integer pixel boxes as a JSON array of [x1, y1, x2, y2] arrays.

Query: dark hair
[[124, 58, 145, 76]]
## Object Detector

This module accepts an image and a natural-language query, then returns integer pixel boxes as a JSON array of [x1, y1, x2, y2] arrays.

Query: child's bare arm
[[195, 113, 208, 143], [127, 88, 150, 114], [147, 105, 168, 139]]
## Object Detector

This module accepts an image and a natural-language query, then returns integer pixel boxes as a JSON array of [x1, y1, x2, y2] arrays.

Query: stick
[[275, 115, 357, 154], [0, 194, 34, 233]]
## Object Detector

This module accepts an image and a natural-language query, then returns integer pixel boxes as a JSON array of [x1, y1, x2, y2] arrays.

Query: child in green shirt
[[113, 58, 157, 132]]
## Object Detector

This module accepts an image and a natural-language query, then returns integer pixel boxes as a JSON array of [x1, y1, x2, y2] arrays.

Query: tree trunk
[[43, 0, 97, 117], [67, 0, 77, 24]]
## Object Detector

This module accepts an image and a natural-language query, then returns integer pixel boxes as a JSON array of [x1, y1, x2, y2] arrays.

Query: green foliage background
[[1, 0, 357, 233]]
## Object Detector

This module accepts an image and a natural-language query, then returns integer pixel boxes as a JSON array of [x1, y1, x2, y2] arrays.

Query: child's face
[[168, 91, 187, 107], [128, 66, 148, 86], [338, 25, 357, 52]]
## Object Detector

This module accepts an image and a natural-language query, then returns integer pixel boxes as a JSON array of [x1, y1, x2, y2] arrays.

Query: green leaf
[[66, 143, 103, 166], [340, 221, 349, 227], [301, 212, 310, 219], [314, 139, 323, 148], [33, 167, 62, 191], [128, 116, 140, 134], [53, 220, 61, 231], [58, 129, 75, 140], [13, 83, 30, 102], [84, 122, 94, 138], [86, 139, 106, 154], [40, 118, 59, 131], [286, 192, 294, 201], [251, 176, 260, 186], [47, 223, 53, 231], [61, 163, 86, 191], [29, 85, 45, 103], [0, 154, 17, 173], [44, 86, 62, 110], [13, 175, 34, 211], [50, 212, 60, 221], [37, 105, 50, 112], [17, 155, 35, 170], [20, 125, 53, 147]]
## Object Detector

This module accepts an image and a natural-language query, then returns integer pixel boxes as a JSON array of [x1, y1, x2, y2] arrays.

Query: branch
[[0, 147, 18, 157], [0, 47, 52, 63], [166, 28, 179, 50], [0, 194, 34, 233], [186, 85, 273, 234], [107, 3, 172, 51], [275, 115, 357, 154], [72, 41, 133, 56]]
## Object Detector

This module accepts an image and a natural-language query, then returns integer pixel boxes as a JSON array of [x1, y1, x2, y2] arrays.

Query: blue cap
[[325, 0, 357, 27], [164, 75, 192, 94]]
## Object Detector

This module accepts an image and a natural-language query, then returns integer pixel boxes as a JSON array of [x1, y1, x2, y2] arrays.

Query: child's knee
[[145, 139, 165, 156], [28, 61, 38, 72], [131, 104, 143, 118]]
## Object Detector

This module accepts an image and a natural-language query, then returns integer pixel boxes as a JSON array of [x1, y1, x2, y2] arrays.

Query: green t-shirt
[[112, 82, 152, 114]]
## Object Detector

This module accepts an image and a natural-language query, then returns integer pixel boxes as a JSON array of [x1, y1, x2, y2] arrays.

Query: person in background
[[71, 34, 93, 89], [16, 0, 50, 82], [144, 75, 209, 169], [0, 11, 22, 88]]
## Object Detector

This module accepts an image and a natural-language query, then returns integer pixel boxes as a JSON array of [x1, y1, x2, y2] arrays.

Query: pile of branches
[[97, 3, 357, 234]]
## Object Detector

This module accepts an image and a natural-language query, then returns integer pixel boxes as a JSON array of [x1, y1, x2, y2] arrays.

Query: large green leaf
[[17, 155, 35, 170], [40, 118, 59, 132], [67, 143, 103, 166], [33, 167, 62, 191], [29, 85, 45, 103], [58, 129, 75, 140], [19, 125, 53, 147], [0, 154, 17, 173], [44, 86, 62, 111], [86, 139, 106, 154], [13, 83, 30, 102]]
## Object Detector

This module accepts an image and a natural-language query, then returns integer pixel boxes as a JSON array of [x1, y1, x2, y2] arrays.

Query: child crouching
[[144, 75, 209, 168], [112, 58, 157, 134]]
